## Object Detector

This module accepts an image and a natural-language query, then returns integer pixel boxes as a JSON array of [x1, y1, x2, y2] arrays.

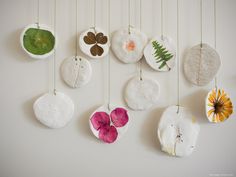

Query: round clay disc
[[60, 56, 92, 88], [33, 91, 74, 128], [157, 106, 200, 157], [20, 23, 56, 59], [184, 43, 221, 86], [144, 35, 176, 71], [124, 77, 160, 110], [79, 27, 110, 59], [111, 28, 147, 64], [89, 105, 129, 143]]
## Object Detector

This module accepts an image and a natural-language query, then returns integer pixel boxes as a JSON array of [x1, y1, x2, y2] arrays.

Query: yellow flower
[[206, 89, 233, 123]]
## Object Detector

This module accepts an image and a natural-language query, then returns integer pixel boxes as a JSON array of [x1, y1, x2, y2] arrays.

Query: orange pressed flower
[[206, 89, 233, 123]]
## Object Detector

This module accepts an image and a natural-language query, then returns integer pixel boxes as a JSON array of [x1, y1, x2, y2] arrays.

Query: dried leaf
[[90, 44, 104, 56], [96, 32, 108, 44], [83, 32, 96, 44]]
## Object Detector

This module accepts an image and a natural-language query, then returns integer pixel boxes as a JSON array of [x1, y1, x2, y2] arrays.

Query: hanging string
[[93, 0, 96, 28], [128, 0, 131, 34], [75, 0, 78, 57], [36, 0, 40, 28], [176, 0, 180, 113], [161, 0, 164, 38], [214, 0, 218, 91], [139, 0, 143, 81], [200, 0, 203, 47], [53, 0, 57, 95], [107, 0, 111, 109]]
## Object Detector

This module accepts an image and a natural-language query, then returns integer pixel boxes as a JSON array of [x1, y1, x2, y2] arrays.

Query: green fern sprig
[[152, 40, 173, 70]]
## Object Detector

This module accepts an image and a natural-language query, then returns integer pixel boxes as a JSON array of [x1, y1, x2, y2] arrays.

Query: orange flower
[[125, 40, 135, 51], [206, 89, 233, 123]]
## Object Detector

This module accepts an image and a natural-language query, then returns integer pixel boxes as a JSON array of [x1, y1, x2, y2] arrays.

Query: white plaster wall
[[0, 0, 235, 177]]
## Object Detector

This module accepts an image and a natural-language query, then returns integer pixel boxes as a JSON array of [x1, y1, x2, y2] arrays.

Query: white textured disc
[[124, 77, 160, 110], [144, 35, 176, 71], [89, 105, 129, 143], [79, 27, 110, 59], [20, 23, 57, 59], [184, 43, 221, 86], [158, 106, 200, 157], [33, 92, 74, 128], [60, 56, 92, 88], [111, 28, 147, 63]]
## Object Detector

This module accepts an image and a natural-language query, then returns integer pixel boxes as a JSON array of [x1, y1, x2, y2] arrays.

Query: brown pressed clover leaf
[[83, 32, 108, 56]]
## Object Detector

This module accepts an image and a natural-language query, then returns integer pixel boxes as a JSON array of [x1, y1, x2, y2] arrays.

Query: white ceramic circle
[[20, 23, 57, 59], [60, 56, 92, 88], [144, 35, 176, 71], [111, 28, 147, 64], [124, 76, 160, 110], [79, 27, 110, 59], [157, 106, 200, 157], [184, 43, 221, 86], [89, 105, 129, 143], [33, 92, 74, 128]]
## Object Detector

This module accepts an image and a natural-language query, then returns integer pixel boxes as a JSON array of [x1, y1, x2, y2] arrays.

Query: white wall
[[0, 0, 236, 177]]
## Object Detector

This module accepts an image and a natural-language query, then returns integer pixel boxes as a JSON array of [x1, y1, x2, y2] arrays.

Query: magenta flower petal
[[110, 108, 129, 127], [90, 112, 110, 130], [99, 125, 118, 143]]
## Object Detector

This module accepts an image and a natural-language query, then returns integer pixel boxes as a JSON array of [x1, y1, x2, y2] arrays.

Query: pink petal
[[110, 108, 129, 127], [90, 112, 110, 130], [99, 125, 118, 143]]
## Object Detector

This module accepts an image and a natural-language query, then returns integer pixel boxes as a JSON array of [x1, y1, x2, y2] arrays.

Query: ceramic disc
[[144, 35, 176, 71], [89, 105, 129, 143], [79, 27, 110, 59], [158, 106, 200, 157], [184, 43, 221, 86], [111, 28, 147, 64], [20, 23, 56, 59], [60, 56, 92, 88], [124, 77, 160, 110], [33, 91, 74, 128]]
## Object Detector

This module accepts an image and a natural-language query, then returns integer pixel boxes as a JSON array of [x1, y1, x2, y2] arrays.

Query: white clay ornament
[[144, 35, 176, 71], [111, 28, 147, 64], [89, 105, 129, 143], [206, 88, 233, 123], [124, 76, 160, 110], [158, 106, 200, 157], [60, 56, 92, 88], [33, 91, 74, 128], [184, 43, 221, 86], [20, 23, 56, 59], [79, 27, 110, 59]]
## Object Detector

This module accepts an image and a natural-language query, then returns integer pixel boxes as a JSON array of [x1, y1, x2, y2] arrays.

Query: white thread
[[53, 0, 57, 95], [176, 0, 180, 113]]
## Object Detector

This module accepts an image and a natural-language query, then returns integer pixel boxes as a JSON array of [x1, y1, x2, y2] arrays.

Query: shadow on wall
[[22, 94, 48, 129], [182, 89, 209, 124], [77, 105, 100, 141], [5, 28, 36, 62], [139, 107, 166, 155]]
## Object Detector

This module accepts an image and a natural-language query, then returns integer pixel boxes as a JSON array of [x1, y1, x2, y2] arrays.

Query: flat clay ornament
[[158, 106, 200, 157], [60, 56, 92, 88], [206, 88, 233, 123], [89, 105, 129, 143], [144, 35, 176, 71], [124, 76, 160, 110], [33, 91, 74, 128], [111, 28, 147, 64], [184, 43, 221, 86], [79, 27, 110, 59], [20, 23, 56, 59]]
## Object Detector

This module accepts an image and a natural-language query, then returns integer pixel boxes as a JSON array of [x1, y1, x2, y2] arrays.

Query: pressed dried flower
[[99, 125, 118, 143], [206, 89, 233, 123], [90, 112, 110, 130], [110, 108, 129, 127]]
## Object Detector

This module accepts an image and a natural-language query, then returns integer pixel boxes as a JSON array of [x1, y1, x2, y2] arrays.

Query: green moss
[[23, 28, 55, 55]]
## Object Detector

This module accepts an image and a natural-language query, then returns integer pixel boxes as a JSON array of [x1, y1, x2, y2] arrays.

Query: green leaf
[[23, 28, 55, 55], [152, 40, 174, 70]]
